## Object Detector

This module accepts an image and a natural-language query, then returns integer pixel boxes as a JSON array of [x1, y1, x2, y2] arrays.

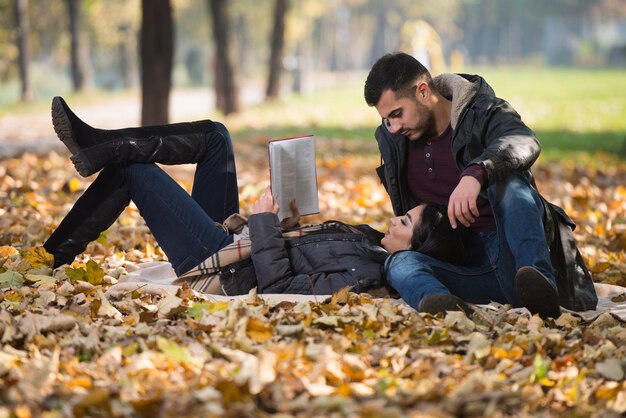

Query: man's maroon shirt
[[406, 124, 496, 232]]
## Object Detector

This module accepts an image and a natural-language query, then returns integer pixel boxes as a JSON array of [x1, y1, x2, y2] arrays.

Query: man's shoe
[[418, 294, 472, 316], [515, 266, 561, 319]]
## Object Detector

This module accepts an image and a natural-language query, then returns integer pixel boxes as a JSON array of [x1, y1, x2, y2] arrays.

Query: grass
[[468, 67, 626, 158], [470, 66, 626, 131], [223, 66, 626, 159]]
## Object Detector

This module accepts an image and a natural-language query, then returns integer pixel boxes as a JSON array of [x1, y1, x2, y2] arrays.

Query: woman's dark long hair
[[410, 203, 470, 264]]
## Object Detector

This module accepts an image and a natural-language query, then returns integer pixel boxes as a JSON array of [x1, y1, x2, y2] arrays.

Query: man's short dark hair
[[364, 52, 432, 107]]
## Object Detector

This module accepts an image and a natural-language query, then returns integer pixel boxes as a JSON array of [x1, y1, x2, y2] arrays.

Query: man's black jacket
[[374, 73, 597, 311]]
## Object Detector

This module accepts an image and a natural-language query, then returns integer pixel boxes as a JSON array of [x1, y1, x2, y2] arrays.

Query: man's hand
[[252, 186, 280, 215], [448, 176, 482, 229], [280, 199, 301, 229]]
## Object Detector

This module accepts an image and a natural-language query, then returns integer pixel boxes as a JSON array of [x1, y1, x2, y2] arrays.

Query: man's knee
[[489, 172, 541, 212]]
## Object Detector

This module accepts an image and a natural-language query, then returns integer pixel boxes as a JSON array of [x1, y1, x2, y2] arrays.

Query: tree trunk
[[368, 7, 387, 68], [208, 0, 240, 114], [266, 0, 289, 100], [13, 0, 33, 102], [66, 0, 92, 91], [140, 0, 173, 125], [118, 24, 136, 89], [235, 15, 252, 77]]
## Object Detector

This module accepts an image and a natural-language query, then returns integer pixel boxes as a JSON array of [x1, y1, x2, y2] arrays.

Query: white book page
[[269, 135, 319, 220]]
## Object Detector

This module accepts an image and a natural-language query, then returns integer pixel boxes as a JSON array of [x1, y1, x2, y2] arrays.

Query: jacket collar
[[432, 73, 494, 130]]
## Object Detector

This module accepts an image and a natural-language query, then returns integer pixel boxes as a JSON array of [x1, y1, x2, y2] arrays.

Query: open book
[[269, 135, 319, 220]]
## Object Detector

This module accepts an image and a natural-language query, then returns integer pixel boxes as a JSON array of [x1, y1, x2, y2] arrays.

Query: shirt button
[[428, 168, 433, 172], [427, 141, 432, 145], [426, 153, 431, 157]]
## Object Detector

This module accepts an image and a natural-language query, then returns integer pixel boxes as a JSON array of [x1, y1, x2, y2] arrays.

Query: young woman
[[44, 97, 470, 314]]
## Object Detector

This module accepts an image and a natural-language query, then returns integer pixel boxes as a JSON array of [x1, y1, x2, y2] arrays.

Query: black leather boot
[[51, 96, 216, 177], [69, 132, 210, 177], [418, 294, 473, 316], [43, 166, 130, 268], [515, 266, 561, 319]]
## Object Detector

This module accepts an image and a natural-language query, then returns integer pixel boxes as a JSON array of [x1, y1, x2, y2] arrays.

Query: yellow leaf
[[144, 241, 155, 258], [68, 177, 81, 193], [595, 383, 620, 400], [336, 382, 351, 397], [539, 377, 555, 387], [246, 318, 273, 343], [84, 260, 104, 285], [188, 301, 230, 320], [563, 384, 579, 403], [123, 315, 137, 326], [20, 246, 54, 269], [594, 224, 606, 237], [66, 260, 104, 285], [66, 376, 93, 389], [3, 289, 24, 302], [491, 346, 523, 360], [589, 261, 611, 273], [14, 405, 32, 418], [330, 286, 352, 305], [0, 246, 18, 258]]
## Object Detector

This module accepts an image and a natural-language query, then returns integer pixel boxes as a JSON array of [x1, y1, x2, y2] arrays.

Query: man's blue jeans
[[119, 122, 238, 275], [386, 172, 557, 310]]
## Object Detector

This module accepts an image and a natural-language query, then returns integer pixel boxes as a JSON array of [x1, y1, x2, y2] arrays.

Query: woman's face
[[381, 205, 425, 253]]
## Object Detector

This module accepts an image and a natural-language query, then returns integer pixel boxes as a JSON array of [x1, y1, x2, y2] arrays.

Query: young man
[[364, 52, 596, 317]]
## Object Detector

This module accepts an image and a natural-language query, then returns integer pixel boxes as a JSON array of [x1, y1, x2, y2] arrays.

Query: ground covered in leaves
[[1, 144, 626, 417]]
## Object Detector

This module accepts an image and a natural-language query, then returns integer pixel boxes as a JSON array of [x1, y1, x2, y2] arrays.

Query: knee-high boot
[[51, 96, 218, 177], [43, 166, 131, 268]]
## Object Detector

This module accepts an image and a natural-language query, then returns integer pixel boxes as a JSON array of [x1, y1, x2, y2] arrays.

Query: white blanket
[[105, 261, 626, 321]]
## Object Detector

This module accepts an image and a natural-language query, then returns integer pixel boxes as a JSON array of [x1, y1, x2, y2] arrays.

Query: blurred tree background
[[1, 0, 625, 122]]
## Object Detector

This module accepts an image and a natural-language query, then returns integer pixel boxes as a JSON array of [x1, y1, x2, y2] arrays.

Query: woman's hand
[[280, 199, 301, 229], [252, 186, 280, 215]]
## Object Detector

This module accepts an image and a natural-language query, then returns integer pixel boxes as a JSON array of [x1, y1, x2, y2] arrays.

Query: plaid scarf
[[175, 213, 250, 293]]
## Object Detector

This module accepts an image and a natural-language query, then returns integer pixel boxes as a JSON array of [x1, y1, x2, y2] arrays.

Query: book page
[[269, 135, 319, 220]]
